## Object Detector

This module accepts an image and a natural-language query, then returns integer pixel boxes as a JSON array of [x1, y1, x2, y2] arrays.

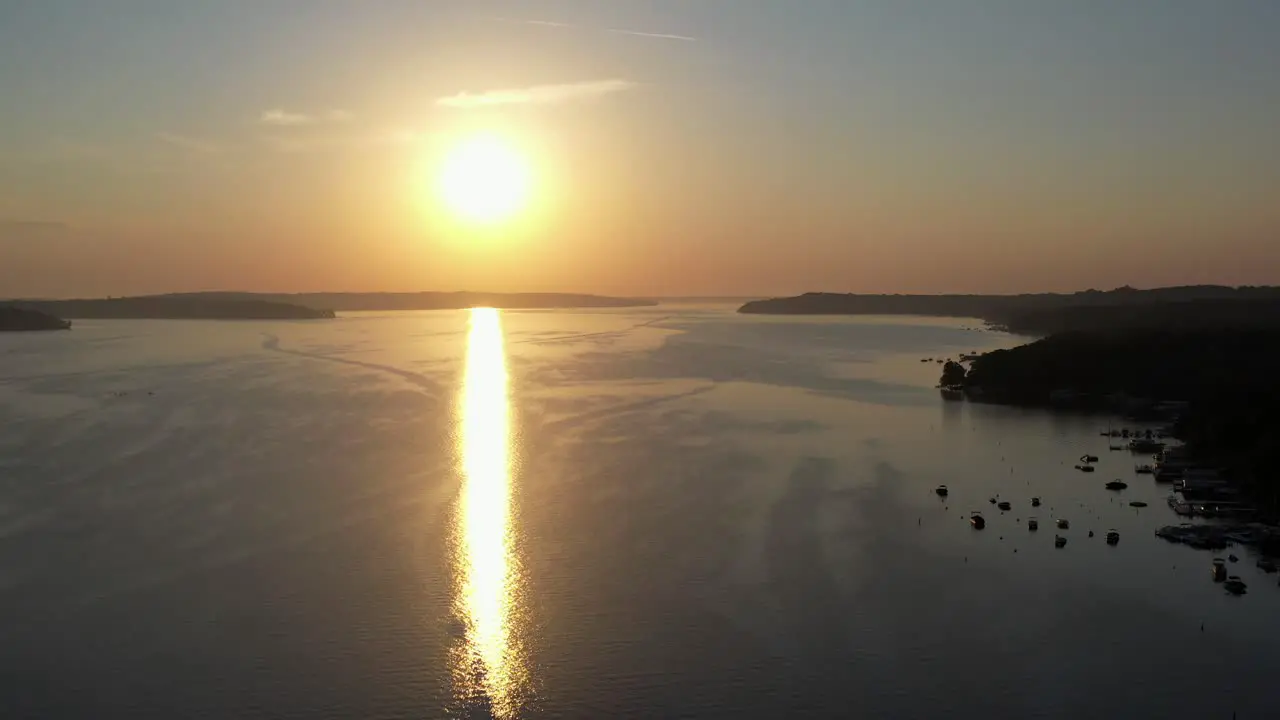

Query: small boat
[[1212, 558, 1227, 582], [1031, 497, 1041, 507], [1074, 465, 1096, 473], [970, 512, 986, 529], [1028, 518, 1039, 531], [935, 485, 949, 497], [1135, 464, 1154, 474], [1056, 518, 1070, 530], [997, 501, 1011, 511], [1228, 554, 1239, 563], [1256, 559, 1277, 573], [1080, 454, 1099, 463], [1105, 480, 1128, 490], [1055, 535, 1067, 548], [1105, 530, 1120, 545], [1224, 576, 1247, 595], [1128, 501, 1148, 508], [989, 497, 997, 504], [1128, 438, 1165, 453]]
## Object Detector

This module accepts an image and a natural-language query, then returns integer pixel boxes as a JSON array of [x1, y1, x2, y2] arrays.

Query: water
[[1, 306, 1276, 719]]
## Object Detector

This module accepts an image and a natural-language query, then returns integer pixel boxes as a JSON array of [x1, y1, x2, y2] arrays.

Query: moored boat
[[1224, 576, 1247, 595]]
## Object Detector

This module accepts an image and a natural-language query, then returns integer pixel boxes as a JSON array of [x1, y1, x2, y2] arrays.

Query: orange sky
[[2, 1, 1278, 298]]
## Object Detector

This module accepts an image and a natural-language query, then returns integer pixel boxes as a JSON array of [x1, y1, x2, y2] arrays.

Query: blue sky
[[2, 0, 1278, 296]]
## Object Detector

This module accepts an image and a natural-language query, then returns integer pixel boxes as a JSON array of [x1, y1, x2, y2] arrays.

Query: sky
[[1, 0, 1278, 298]]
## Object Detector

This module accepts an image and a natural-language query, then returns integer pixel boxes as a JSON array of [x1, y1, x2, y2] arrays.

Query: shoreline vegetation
[[738, 286, 1280, 519], [2, 291, 656, 323], [0, 305, 72, 331], [10, 297, 336, 321], [738, 285, 1280, 334], [135, 291, 656, 312]]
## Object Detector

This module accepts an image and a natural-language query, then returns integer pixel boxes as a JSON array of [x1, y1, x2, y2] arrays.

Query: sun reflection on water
[[453, 307, 527, 717]]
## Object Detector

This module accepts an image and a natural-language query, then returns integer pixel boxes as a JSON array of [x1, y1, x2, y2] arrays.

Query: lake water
[[1, 306, 1276, 719]]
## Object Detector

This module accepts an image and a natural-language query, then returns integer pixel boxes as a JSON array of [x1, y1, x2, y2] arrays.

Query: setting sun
[[436, 134, 531, 225]]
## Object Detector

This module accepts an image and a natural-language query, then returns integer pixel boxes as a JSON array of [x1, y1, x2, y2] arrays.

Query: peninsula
[[11, 297, 335, 321], [149, 291, 657, 311], [738, 286, 1280, 332], [0, 305, 72, 331]]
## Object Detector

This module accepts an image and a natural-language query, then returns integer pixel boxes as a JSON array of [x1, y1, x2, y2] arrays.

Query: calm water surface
[[1, 306, 1276, 719]]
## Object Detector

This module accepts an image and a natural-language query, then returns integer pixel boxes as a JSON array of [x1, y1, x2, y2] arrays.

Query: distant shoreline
[[738, 286, 1280, 335], [2, 291, 659, 321], [0, 306, 72, 332]]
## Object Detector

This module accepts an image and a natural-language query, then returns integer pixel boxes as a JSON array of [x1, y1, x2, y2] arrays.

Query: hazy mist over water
[[2, 306, 1278, 719]]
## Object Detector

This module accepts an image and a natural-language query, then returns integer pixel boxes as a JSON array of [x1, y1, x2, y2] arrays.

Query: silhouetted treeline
[[156, 291, 656, 311], [998, 299, 1280, 335], [0, 305, 71, 331], [14, 297, 334, 320], [959, 330, 1280, 405], [738, 285, 1280, 321], [951, 330, 1280, 510]]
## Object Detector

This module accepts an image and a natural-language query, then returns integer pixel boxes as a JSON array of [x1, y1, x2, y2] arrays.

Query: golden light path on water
[[453, 307, 527, 717]]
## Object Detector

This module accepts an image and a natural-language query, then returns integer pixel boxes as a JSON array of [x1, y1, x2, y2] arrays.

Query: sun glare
[[437, 135, 531, 225]]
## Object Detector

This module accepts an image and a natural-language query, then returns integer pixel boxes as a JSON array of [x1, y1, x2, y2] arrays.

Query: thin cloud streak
[[158, 133, 221, 154], [491, 16, 696, 42], [437, 79, 636, 109], [260, 109, 352, 126], [607, 28, 697, 41]]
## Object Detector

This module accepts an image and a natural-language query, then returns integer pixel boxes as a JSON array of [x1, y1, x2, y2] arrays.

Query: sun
[[436, 134, 531, 225]]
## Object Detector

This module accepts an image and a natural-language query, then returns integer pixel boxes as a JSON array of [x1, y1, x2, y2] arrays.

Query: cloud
[[157, 133, 221, 154], [259, 108, 352, 126], [436, 79, 636, 108], [492, 16, 696, 42]]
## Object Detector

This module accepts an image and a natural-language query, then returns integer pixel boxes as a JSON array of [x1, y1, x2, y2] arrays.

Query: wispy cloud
[[158, 132, 221, 154], [437, 79, 636, 109], [259, 108, 352, 126], [492, 16, 696, 42]]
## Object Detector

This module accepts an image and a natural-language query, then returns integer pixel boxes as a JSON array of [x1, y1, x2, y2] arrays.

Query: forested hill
[[737, 286, 1280, 323], [156, 292, 657, 311], [13, 297, 334, 320]]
